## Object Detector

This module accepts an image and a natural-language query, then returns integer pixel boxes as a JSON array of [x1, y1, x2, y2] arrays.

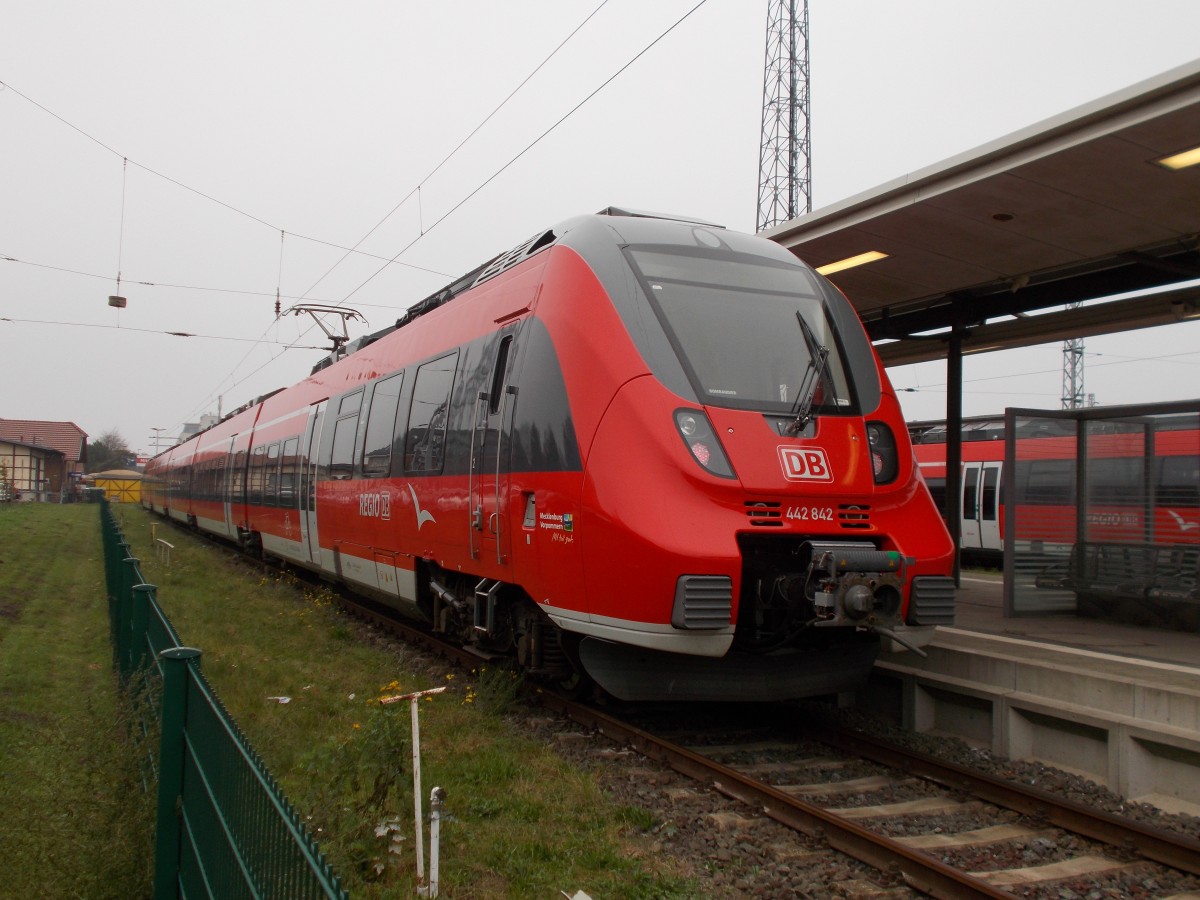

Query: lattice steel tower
[[1061, 310, 1086, 408], [757, 0, 811, 231]]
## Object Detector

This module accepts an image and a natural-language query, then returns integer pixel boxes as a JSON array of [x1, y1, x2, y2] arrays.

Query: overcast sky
[[3, 1, 1199, 455]]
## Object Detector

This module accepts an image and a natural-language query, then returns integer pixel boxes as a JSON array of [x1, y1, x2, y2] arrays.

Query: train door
[[978, 461, 1003, 553], [222, 435, 237, 537], [301, 400, 327, 567], [961, 462, 983, 551], [469, 330, 517, 565]]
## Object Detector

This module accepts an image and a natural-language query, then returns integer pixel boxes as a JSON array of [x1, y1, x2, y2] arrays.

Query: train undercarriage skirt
[[578, 636, 879, 702]]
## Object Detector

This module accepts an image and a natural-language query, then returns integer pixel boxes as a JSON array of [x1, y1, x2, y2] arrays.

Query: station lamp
[[815, 250, 889, 276], [1155, 144, 1200, 170]]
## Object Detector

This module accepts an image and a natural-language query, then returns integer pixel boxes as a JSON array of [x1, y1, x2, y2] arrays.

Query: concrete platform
[[862, 571, 1200, 815]]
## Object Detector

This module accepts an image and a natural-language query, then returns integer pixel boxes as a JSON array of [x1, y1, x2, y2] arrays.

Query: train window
[[213, 454, 226, 499], [624, 248, 856, 415], [330, 415, 358, 480], [339, 391, 362, 417], [264, 443, 281, 505], [981, 467, 999, 521], [230, 449, 245, 500], [1158, 455, 1200, 507], [925, 477, 947, 517], [1087, 457, 1144, 506], [1021, 460, 1075, 505], [248, 445, 267, 505], [489, 336, 513, 416], [279, 437, 299, 505], [406, 353, 458, 473], [962, 467, 979, 520], [362, 372, 405, 478]]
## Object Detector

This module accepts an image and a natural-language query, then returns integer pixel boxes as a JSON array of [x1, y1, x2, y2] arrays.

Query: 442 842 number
[[786, 506, 834, 522]]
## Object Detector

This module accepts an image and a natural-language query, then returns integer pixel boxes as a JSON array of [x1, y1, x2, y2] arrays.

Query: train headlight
[[674, 409, 736, 479], [866, 421, 899, 484]]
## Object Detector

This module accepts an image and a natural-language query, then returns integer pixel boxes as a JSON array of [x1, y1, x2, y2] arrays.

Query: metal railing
[[101, 499, 347, 899]]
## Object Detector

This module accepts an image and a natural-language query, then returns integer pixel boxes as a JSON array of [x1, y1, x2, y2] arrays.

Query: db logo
[[778, 446, 834, 482]]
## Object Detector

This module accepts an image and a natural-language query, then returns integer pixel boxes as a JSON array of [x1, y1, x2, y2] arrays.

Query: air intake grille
[[908, 576, 956, 625], [671, 576, 733, 629], [838, 504, 872, 529], [745, 501, 783, 527], [472, 229, 556, 287]]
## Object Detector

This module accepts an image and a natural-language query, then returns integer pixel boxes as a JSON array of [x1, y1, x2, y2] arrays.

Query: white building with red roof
[[0, 419, 88, 498]]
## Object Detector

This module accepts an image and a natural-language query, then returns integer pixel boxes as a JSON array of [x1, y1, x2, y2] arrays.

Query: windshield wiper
[[786, 310, 830, 435]]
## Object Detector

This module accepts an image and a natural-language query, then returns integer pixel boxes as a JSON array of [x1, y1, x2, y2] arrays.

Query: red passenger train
[[912, 415, 1200, 562], [144, 209, 955, 701]]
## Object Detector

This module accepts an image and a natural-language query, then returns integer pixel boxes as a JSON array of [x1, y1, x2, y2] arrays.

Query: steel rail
[[333, 591, 1200, 887], [533, 690, 1011, 900], [820, 728, 1200, 877], [334, 593, 1006, 897]]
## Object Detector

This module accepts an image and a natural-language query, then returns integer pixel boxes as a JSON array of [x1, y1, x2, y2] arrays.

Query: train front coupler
[[803, 541, 926, 655]]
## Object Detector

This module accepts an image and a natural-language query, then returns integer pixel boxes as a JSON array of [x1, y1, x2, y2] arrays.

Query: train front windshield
[[625, 247, 859, 416]]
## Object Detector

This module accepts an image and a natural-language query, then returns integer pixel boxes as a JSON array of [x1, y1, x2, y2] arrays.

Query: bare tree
[[87, 429, 134, 473]]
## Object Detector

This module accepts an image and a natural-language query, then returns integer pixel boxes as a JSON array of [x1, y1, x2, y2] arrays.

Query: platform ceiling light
[[1155, 144, 1200, 170], [816, 250, 889, 276]]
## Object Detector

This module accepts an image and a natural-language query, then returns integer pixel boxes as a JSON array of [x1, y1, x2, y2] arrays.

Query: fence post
[[130, 584, 156, 673], [154, 646, 202, 900], [118, 557, 141, 678], [105, 535, 129, 604]]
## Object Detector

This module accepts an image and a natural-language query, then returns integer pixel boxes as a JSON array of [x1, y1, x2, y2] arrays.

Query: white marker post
[[380, 685, 447, 895]]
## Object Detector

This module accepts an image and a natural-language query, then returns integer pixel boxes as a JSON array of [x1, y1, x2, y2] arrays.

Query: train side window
[[264, 443, 281, 505], [489, 335, 513, 415], [248, 446, 267, 505], [1023, 460, 1074, 505], [330, 389, 365, 480], [362, 372, 405, 477], [405, 352, 458, 473], [279, 437, 299, 505], [1158, 455, 1200, 507], [339, 391, 362, 416], [1087, 457, 1143, 506], [962, 466, 979, 520], [213, 454, 227, 499], [231, 449, 246, 500], [925, 477, 947, 518], [981, 466, 999, 521], [330, 416, 358, 480]]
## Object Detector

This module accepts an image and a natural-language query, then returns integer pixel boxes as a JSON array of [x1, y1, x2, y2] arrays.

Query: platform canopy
[[764, 59, 1200, 366]]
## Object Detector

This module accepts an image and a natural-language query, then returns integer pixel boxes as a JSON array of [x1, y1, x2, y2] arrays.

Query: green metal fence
[[101, 500, 348, 900]]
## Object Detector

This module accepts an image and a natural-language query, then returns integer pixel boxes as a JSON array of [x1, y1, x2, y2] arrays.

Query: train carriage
[[145, 209, 956, 701]]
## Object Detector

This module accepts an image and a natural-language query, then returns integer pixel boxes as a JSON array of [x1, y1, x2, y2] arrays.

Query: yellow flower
[[352, 723, 361, 730]]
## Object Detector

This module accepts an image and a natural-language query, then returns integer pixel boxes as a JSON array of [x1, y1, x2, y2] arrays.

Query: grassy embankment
[[3, 502, 693, 897], [0, 503, 155, 896]]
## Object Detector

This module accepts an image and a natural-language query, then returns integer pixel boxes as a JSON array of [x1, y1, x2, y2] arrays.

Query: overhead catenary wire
[[275, 230, 285, 318], [0, 77, 446, 277], [0, 251, 412, 313], [178, 0, 714, 431], [339, 0, 712, 305], [295, 0, 614, 302], [0, 315, 327, 349], [3, 2, 714, 437], [113, 156, 128, 313]]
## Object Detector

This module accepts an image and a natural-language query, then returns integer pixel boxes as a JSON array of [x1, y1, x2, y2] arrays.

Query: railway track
[[338, 587, 1200, 897], [155, 536, 1191, 899], [543, 696, 1200, 898]]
